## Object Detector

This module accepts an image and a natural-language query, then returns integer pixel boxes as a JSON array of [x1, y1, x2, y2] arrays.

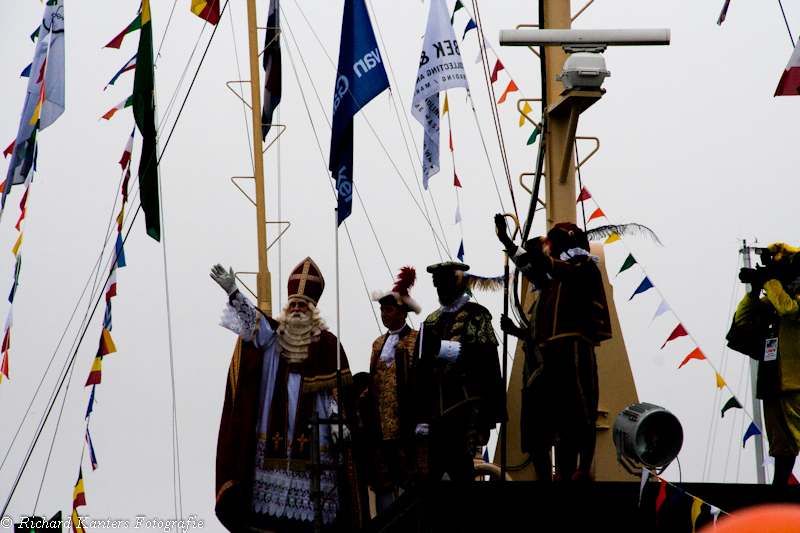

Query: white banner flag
[[411, 0, 469, 189]]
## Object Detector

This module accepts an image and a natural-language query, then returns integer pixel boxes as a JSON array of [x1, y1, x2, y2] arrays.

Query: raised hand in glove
[[211, 264, 239, 296], [494, 213, 517, 254]]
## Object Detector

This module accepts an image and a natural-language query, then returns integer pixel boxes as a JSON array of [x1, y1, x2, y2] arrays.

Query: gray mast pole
[[741, 240, 767, 484]]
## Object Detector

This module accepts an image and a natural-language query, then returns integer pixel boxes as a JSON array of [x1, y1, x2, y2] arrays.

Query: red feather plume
[[392, 266, 416, 297]]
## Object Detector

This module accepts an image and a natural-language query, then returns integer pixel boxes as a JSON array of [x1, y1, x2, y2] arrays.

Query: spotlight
[[613, 402, 683, 476]]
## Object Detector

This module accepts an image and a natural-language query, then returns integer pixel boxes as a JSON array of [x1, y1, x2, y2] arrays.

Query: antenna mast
[[246, 0, 272, 316]]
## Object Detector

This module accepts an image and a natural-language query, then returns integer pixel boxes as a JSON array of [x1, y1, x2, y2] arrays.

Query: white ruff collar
[[560, 247, 599, 264], [439, 292, 470, 313]]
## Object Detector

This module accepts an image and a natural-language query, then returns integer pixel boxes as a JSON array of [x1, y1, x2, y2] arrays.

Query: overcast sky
[[1, 0, 800, 529]]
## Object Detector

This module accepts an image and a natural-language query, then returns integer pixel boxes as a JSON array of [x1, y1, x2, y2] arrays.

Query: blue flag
[[329, 0, 389, 225], [629, 276, 654, 300], [742, 421, 761, 448]]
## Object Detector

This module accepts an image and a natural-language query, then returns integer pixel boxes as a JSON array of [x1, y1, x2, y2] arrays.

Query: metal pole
[[501, 250, 509, 481], [741, 240, 767, 484], [246, 0, 272, 316]]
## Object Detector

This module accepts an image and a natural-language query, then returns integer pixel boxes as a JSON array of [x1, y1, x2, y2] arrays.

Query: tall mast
[[246, 0, 272, 316]]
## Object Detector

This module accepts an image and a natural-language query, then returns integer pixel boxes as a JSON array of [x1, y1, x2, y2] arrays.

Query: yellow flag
[[690, 497, 703, 532], [604, 232, 620, 244], [102, 329, 117, 355], [519, 101, 532, 127], [442, 94, 449, 116], [716, 372, 726, 389], [12, 233, 23, 257]]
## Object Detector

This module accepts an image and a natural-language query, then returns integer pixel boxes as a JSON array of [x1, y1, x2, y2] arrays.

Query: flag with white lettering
[[4, 0, 65, 208], [411, 0, 469, 189], [329, 0, 389, 225]]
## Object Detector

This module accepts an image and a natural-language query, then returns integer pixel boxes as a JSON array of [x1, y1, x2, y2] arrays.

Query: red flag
[[454, 171, 462, 188], [776, 40, 800, 96], [576, 186, 591, 203], [3, 141, 14, 159], [678, 347, 706, 369], [0, 347, 8, 380], [104, 14, 142, 49], [655, 478, 668, 522], [497, 80, 518, 104], [119, 129, 134, 170], [449, 131, 453, 152], [490, 60, 504, 83], [662, 324, 688, 349], [588, 208, 604, 222]]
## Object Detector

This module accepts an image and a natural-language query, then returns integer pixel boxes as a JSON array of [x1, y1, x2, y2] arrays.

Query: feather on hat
[[371, 266, 422, 314]]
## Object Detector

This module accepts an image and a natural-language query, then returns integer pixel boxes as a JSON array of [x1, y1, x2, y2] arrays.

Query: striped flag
[[105, 55, 137, 90], [119, 128, 134, 170], [775, 39, 800, 96], [85, 356, 102, 386], [104, 14, 142, 49], [101, 96, 133, 120], [85, 428, 99, 470], [191, 0, 220, 25]]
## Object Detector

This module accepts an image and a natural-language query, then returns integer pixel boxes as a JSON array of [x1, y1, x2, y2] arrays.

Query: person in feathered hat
[[357, 267, 426, 512], [211, 257, 365, 532], [496, 216, 612, 483], [414, 261, 507, 481], [735, 243, 800, 484]]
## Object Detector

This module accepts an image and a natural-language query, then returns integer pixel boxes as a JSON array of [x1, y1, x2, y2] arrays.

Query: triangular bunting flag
[[86, 427, 99, 470], [743, 422, 761, 447], [455, 205, 462, 224], [655, 477, 668, 521], [3, 141, 14, 159], [617, 254, 637, 275], [454, 170, 461, 187], [661, 324, 688, 349], [639, 468, 650, 505], [629, 277, 653, 301], [442, 93, 449, 116], [457, 240, 464, 261], [105, 55, 137, 90], [119, 128, 134, 170], [86, 385, 95, 419], [85, 356, 102, 386], [604, 232, 620, 244], [104, 14, 142, 49], [101, 96, 133, 120], [527, 126, 540, 145], [652, 299, 670, 321], [715, 372, 726, 389], [587, 207, 604, 222], [576, 186, 591, 202], [717, 0, 731, 25], [519, 101, 532, 127], [691, 497, 704, 533], [678, 347, 705, 369], [721, 396, 742, 417], [462, 19, 476, 39], [20, 64, 32, 78], [101, 328, 117, 356], [490, 60, 504, 83], [450, 0, 464, 25], [497, 80, 518, 104]]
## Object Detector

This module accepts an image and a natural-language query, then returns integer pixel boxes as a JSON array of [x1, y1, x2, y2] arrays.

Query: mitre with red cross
[[287, 257, 325, 306]]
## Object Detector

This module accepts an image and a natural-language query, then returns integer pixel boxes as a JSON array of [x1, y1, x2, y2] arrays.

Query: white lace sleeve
[[219, 292, 259, 342]]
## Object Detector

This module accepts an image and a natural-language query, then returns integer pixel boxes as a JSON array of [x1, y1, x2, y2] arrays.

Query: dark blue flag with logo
[[329, 0, 389, 225]]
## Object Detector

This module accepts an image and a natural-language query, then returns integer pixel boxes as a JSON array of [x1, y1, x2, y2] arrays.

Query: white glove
[[211, 264, 238, 296], [437, 340, 461, 363], [415, 423, 429, 436]]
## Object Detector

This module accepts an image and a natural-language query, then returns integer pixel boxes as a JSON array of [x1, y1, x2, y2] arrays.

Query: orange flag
[[588, 208, 605, 222], [678, 347, 706, 369], [498, 80, 518, 104]]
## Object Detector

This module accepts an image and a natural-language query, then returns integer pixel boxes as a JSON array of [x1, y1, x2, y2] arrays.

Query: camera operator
[[734, 243, 800, 484]]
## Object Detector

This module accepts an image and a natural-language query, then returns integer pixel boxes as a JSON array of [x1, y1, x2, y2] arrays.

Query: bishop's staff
[[497, 213, 519, 482]]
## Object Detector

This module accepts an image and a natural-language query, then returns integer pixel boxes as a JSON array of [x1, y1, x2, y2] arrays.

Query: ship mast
[[246, 0, 272, 316]]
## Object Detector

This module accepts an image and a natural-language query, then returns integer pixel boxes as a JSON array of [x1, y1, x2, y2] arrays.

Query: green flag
[[527, 126, 540, 145], [721, 396, 742, 418], [617, 254, 637, 275], [133, 0, 160, 241], [450, 0, 464, 24]]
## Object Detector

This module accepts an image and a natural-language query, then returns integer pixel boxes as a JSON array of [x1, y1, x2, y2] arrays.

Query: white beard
[[277, 311, 317, 364]]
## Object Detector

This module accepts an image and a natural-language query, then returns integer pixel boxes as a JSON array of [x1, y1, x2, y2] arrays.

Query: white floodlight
[[613, 403, 683, 476]]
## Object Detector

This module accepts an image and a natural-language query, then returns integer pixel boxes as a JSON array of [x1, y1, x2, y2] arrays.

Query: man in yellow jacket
[[736, 243, 800, 484]]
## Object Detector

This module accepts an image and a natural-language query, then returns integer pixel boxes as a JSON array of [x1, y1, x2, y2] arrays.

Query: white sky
[[1, 0, 800, 529]]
